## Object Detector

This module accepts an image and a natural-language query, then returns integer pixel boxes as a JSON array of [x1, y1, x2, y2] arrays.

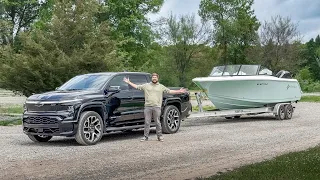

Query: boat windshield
[[209, 65, 273, 76], [210, 66, 225, 76]]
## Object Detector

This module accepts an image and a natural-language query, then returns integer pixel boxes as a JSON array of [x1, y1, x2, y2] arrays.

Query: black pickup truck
[[22, 72, 192, 145]]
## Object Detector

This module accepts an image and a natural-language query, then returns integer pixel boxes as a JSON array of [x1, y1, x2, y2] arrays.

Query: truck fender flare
[[76, 102, 106, 123], [163, 98, 182, 111]]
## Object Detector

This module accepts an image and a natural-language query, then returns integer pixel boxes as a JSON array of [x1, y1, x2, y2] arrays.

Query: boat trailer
[[189, 92, 295, 120]]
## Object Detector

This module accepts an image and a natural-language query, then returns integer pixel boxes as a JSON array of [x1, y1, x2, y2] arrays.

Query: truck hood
[[26, 90, 100, 102]]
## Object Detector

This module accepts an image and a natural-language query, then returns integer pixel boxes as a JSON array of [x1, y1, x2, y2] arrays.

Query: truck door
[[129, 74, 149, 120], [106, 75, 135, 122]]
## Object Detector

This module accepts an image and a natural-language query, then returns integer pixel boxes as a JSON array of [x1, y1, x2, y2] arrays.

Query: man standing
[[123, 73, 186, 142]]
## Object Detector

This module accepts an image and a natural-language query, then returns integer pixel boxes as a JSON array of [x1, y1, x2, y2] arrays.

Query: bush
[[295, 67, 320, 92]]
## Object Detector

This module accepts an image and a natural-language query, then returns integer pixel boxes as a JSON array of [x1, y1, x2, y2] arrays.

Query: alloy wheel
[[166, 109, 180, 131], [83, 115, 102, 142]]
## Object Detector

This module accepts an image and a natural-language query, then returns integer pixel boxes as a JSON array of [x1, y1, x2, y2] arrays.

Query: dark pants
[[144, 106, 162, 137]]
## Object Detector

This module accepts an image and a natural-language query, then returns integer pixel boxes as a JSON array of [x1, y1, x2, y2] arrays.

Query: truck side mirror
[[108, 86, 121, 93]]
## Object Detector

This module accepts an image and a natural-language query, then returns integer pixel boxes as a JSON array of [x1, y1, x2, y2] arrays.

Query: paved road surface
[[0, 102, 320, 180]]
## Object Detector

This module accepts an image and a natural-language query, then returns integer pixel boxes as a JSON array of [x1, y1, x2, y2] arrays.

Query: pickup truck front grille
[[24, 116, 58, 124], [26, 103, 68, 112]]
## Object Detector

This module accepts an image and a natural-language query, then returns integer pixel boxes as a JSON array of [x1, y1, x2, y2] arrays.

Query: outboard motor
[[275, 70, 292, 79]]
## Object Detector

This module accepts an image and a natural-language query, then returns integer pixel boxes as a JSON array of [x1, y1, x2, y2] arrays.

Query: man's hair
[[151, 73, 159, 78]]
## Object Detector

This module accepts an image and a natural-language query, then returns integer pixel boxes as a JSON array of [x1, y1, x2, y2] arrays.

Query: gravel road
[[1, 102, 320, 180]]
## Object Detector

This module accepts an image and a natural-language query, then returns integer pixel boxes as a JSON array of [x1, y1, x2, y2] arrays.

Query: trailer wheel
[[284, 104, 293, 119], [276, 104, 286, 120]]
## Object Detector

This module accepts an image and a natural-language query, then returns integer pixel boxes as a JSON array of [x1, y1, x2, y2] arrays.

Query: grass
[[0, 119, 22, 126], [0, 105, 23, 126], [0, 105, 24, 114], [200, 145, 320, 180], [300, 95, 320, 102], [192, 105, 216, 112]]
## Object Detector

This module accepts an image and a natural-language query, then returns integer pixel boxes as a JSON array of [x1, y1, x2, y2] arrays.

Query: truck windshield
[[57, 74, 111, 91]]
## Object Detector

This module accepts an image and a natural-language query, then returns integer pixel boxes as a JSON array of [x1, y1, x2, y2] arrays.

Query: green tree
[[315, 35, 320, 46], [0, 0, 123, 96], [260, 15, 302, 73], [140, 43, 180, 87], [154, 14, 213, 87], [97, 0, 164, 70], [0, 0, 49, 45], [32, 0, 54, 30], [302, 36, 320, 80], [230, 0, 260, 64], [199, 0, 259, 64]]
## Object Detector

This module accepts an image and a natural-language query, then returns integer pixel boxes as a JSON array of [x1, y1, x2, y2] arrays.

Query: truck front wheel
[[161, 105, 181, 134], [75, 111, 103, 145]]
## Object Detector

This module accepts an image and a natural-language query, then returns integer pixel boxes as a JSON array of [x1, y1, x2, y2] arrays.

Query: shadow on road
[[182, 115, 285, 127], [20, 128, 159, 147], [20, 115, 291, 146]]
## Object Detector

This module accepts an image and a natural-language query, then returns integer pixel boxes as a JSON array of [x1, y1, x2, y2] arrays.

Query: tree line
[[0, 0, 319, 96]]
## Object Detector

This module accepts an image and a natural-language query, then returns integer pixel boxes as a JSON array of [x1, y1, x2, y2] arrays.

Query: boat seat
[[275, 70, 292, 79], [238, 71, 246, 75]]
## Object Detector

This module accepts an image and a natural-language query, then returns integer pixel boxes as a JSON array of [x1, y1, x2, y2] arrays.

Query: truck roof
[[82, 72, 151, 76]]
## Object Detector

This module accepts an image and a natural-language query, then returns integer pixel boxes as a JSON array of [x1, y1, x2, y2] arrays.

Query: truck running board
[[105, 123, 156, 132]]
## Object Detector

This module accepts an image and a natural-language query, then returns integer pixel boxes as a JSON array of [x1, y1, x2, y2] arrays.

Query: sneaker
[[140, 136, 148, 142], [157, 136, 164, 142]]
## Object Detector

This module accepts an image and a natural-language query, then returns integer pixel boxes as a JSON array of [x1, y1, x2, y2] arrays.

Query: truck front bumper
[[22, 112, 78, 137]]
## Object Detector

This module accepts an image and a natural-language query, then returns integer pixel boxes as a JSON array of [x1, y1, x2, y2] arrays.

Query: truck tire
[[28, 135, 52, 142], [161, 105, 181, 134], [75, 111, 103, 145]]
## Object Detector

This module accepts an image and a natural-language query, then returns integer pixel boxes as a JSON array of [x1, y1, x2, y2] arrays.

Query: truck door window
[[108, 75, 128, 90], [129, 75, 148, 89]]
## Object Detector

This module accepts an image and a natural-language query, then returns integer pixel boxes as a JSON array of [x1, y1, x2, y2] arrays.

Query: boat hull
[[192, 76, 302, 110]]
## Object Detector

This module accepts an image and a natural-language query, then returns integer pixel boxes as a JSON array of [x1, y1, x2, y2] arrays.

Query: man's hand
[[123, 77, 130, 83], [123, 77, 138, 89]]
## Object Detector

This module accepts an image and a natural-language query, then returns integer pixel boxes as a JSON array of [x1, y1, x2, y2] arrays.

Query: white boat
[[192, 65, 302, 110]]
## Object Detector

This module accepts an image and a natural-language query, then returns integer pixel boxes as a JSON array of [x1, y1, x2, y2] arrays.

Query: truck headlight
[[67, 105, 75, 113], [60, 99, 82, 116]]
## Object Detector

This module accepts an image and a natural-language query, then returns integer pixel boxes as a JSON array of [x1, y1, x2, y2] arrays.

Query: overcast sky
[[147, 0, 320, 43]]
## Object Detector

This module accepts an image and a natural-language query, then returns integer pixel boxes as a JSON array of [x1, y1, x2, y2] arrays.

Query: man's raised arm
[[169, 88, 187, 94], [162, 84, 187, 94]]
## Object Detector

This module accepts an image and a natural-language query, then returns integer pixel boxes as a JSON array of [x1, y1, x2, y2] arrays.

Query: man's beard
[[152, 80, 158, 84]]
